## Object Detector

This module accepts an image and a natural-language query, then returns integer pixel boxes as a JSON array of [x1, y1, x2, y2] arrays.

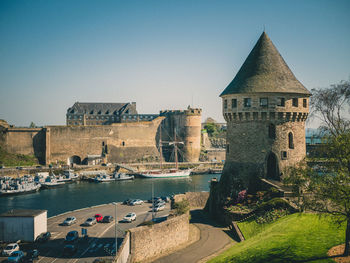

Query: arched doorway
[[68, 155, 81, 166], [266, 152, 280, 180]]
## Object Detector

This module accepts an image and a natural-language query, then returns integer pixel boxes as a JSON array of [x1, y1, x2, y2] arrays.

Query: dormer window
[[303, 99, 307, 108], [224, 99, 227, 110], [70, 109, 75, 114], [244, 98, 251, 107], [260, 98, 268, 107], [90, 110, 94, 114], [105, 110, 109, 114], [98, 111, 101, 114]]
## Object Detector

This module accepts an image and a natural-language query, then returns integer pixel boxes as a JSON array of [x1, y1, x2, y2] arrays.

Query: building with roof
[[66, 102, 159, 126], [208, 32, 310, 210], [0, 209, 47, 242]]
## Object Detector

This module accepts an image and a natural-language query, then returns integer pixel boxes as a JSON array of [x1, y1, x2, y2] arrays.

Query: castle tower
[[217, 32, 311, 200], [160, 108, 202, 163]]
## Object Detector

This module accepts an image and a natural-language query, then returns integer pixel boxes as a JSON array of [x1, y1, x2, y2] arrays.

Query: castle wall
[[0, 127, 46, 164], [47, 117, 163, 164]]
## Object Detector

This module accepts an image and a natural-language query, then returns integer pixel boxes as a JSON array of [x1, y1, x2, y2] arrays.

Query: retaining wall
[[173, 191, 210, 209], [129, 213, 189, 262]]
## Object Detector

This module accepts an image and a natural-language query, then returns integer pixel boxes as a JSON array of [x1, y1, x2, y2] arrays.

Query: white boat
[[41, 176, 65, 188], [94, 173, 114, 183], [139, 168, 191, 178], [112, 172, 134, 181], [139, 127, 191, 179], [63, 169, 80, 181], [0, 177, 41, 196]]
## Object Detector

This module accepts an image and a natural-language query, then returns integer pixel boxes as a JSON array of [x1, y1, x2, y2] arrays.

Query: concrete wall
[[114, 232, 130, 263], [129, 214, 189, 262], [34, 211, 47, 240], [0, 217, 34, 242]]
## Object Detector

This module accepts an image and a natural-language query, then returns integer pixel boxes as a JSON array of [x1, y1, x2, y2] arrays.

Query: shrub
[[256, 198, 291, 213], [138, 221, 154, 227], [173, 200, 190, 215], [255, 209, 290, 224]]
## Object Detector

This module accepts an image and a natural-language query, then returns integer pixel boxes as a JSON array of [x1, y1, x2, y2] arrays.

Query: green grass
[[209, 213, 345, 263], [0, 146, 38, 167]]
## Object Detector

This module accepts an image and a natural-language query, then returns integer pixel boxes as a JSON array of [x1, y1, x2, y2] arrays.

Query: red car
[[94, 214, 103, 222]]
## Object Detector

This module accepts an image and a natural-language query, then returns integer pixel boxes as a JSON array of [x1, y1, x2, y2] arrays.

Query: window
[[281, 151, 288, 160], [292, 98, 298, 107], [269, 123, 276, 139], [303, 99, 307, 108], [277, 98, 285, 107], [244, 98, 251, 107], [90, 110, 94, 114], [98, 111, 101, 114], [288, 132, 294, 149], [260, 98, 268, 107], [226, 144, 229, 153], [105, 110, 109, 114], [231, 99, 237, 108], [224, 99, 227, 109], [122, 141, 125, 146]]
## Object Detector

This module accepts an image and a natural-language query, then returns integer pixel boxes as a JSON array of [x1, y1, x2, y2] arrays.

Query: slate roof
[[0, 209, 47, 217], [220, 32, 311, 96], [67, 102, 136, 115]]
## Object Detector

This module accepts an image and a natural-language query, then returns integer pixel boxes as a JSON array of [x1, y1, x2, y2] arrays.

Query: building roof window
[[260, 98, 268, 107], [90, 110, 94, 114], [231, 99, 237, 108], [224, 99, 227, 110], [105, 110, 109, 114], [277, 98, 285, 107], [292, 98, 298, 107]]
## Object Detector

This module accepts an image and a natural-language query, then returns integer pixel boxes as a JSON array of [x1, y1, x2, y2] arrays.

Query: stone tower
[[160, 107, 202, 162], [212, 32, 311, 206]]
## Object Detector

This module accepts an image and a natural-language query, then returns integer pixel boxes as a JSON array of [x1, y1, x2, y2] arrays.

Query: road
[[0, 201, 170, 263]]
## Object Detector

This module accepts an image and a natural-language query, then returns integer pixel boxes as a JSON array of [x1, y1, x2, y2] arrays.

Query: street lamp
[[112, 202, 118, 257]]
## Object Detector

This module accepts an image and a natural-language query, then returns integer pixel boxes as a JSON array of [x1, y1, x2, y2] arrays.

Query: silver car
[[83, 217, 97, 226], [63, 216, 76, 226]]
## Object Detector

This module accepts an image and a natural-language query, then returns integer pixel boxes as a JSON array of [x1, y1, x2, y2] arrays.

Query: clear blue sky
[[0, 0, 349, 127]]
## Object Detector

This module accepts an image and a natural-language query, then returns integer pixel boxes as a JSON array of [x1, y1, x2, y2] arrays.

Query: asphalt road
[[0, 201, 170, 263]]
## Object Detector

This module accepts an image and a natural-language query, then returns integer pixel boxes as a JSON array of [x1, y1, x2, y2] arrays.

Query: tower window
[[244, 98, 251, 107], [288, 132, 294, 149], [292, 98, 298, 107], [277, 98, 285, 107], [224, 99, 227, 110], [260, 98, 268, 107], [269, 123, 276, 139], [303, 99, 307, 108], [231, 99, 237, 108]]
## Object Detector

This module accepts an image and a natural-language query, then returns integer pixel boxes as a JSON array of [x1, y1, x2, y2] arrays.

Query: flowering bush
[[255, 209, 290, 224], [237, 190, 247, 203]]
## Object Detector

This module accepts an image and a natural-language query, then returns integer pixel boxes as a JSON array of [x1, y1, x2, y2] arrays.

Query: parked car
[[122, 212, 136, 223], [129, 199, 143, 206], [2, 243, 20, 256], [26, 249, 39, 260], [161, 196, 170, 202], [35, 232, 51, 242], [102, 215, 114, 223], [83, 217, 97, 226], [63, 244, 77, 256], [123, 199, 132, 205], [65, 231, 79, 243], [155, 200, 166, 206], [153, 204, 165, 212], [94, 214, 103, 222], [7, 250, 24, 262], [63, 216, 77, 226], [147, 197, 161, 203]]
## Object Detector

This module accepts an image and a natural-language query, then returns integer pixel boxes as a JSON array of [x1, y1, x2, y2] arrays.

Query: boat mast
[[159, 123, 163, 171], [174, 128, 178, 170]]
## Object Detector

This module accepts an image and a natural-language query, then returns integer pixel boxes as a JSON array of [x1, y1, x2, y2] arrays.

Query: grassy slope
[[0, 146, 38, 166], [209, 213, 345, 263]]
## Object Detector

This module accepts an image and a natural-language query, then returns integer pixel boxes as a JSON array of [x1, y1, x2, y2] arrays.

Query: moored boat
[[94, 173, 114, 183], [112, 172, 134, 181], [0, 176, 41, 196], [139, 168, 191, 178], [41, 176, 65, 188]]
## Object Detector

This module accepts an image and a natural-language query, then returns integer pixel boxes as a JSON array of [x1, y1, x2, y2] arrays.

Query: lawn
[[0, 146, 38, 167], [209, 213, 345, 263]]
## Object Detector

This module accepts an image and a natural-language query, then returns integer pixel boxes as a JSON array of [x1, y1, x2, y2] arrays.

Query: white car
[[130, 199, 143, 206], [153, 204, 165, 212], [63, 216, 77, 226], [83, 217, 97, 226], [122, 212, 136, 222], [7, 250, 24, 262], [2, 243, 19, 256]]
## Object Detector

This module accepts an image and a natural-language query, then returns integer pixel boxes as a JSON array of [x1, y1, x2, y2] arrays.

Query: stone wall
[[173, 192, 210, 209], [129, 213, 189, 262], [114, 231, 130, 263]]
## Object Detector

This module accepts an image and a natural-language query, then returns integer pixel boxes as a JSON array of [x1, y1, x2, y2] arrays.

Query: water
[[0, 174, 220, 217]]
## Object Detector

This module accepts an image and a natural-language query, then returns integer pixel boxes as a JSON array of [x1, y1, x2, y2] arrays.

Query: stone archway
[[68, 155, 81, 165], [266, 152, 280, 181]]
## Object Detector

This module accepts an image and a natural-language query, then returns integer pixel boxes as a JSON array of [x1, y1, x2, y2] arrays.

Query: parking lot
[[0, 200, 171, 263]]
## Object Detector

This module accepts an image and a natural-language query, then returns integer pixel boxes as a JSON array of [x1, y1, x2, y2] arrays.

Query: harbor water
[[0, 174, 220, 217]]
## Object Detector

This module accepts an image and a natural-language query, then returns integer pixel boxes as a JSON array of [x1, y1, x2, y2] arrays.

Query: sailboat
[[139, 127, 191, 178]]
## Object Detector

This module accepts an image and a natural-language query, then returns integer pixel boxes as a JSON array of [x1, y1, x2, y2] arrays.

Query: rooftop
[[0, 209, 47, 217], [220, 32, 311, 96]]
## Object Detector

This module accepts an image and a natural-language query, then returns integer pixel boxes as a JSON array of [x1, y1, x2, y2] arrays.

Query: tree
[[285, 80, 350, 256], [29, 122, 36, 128]]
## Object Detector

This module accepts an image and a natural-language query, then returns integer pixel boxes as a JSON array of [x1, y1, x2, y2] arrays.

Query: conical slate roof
[[220, 32, 311, 96]]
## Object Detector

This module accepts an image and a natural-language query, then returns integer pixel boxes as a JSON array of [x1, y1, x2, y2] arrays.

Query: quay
[[0, 201, 171, 263]]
